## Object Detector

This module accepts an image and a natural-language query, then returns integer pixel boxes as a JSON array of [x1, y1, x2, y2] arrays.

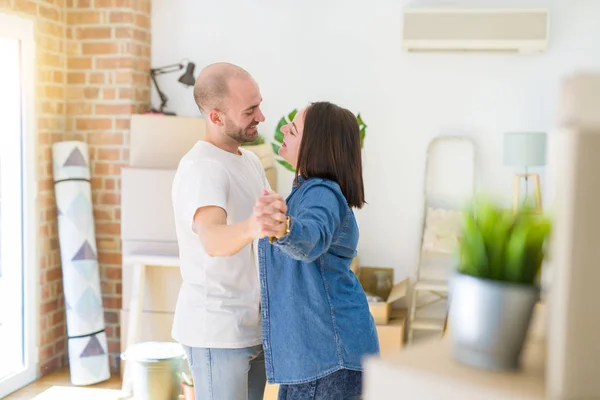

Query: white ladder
[[407, 136, 476, 344]]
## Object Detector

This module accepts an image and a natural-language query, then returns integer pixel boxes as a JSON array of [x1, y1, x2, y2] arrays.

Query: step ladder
[[407, 136, 476, 344]]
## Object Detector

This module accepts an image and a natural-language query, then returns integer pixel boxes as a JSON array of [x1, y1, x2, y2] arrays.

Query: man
[[171, 62, 285, 400]]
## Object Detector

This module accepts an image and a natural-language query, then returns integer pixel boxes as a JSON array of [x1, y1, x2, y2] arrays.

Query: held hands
[[250, 189, 288, 239]]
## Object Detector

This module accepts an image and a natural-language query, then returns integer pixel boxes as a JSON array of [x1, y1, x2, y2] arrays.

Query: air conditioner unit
[[402, 7, 549, 53]]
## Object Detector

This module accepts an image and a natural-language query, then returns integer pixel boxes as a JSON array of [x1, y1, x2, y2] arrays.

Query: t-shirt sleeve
[[177, 160, 230, 230]]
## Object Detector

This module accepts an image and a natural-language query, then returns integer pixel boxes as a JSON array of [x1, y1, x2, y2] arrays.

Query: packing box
[[129, 114, 205, 169], [357, 267, 409, 325], [377, 309, 406, 354]]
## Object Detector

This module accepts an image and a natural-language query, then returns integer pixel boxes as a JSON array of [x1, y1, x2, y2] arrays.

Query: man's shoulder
[[181, 141, 219, 162], [177, 142, 226, 171]]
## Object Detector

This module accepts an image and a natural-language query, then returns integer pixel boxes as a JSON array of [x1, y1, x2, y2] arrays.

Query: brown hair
[[295, 101, 365, 209]]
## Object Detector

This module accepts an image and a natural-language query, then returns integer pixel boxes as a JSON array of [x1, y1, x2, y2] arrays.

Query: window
[[0, 13, 37, 398]]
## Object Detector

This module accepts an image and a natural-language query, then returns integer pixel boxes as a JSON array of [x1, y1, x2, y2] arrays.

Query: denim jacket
[[258, 176, 380, 384]]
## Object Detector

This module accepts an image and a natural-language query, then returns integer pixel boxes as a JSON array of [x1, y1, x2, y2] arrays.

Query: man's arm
[[177, 160, 255, 257], [178, 159, 284, 257], [192, 206, 254, 257]]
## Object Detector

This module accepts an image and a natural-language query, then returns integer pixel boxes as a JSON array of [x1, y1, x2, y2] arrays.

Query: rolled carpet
[[52, 141, 110, 385]]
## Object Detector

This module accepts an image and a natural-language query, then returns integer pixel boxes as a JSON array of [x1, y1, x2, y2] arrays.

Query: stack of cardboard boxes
[[355, 265, 408, 355]]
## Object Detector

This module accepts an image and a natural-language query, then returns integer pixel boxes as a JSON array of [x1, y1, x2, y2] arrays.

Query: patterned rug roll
[[52, 141, 110, 385]]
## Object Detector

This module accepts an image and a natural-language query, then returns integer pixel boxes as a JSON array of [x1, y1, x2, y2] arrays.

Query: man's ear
[[209, 109, 224, 126]]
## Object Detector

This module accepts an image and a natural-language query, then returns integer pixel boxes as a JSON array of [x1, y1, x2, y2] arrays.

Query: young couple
[[171, 62, 379, 400]]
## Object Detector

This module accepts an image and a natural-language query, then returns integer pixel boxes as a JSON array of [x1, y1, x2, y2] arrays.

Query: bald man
[[171, 63, 283, 400]]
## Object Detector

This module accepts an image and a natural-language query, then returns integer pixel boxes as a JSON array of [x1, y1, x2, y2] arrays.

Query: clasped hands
[[252, 188, 288, 239]]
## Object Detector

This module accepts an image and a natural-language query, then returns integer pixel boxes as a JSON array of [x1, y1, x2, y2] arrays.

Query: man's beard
[[224, 120, 259, 144]]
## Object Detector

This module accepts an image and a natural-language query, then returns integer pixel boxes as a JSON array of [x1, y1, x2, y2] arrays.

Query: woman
[[255, 101, 379, 399]]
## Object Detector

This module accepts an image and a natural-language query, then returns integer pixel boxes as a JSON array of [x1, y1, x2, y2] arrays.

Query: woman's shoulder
[[296, 177, 348, 208], [298, 176, 341, 192]]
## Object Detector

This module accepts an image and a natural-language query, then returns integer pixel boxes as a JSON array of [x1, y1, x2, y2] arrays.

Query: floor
[[3, 366, 279, 399], [4, 367, 121, 400]]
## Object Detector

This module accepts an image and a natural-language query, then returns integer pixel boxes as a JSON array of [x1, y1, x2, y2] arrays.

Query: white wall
[[151, 0, 600, 281]]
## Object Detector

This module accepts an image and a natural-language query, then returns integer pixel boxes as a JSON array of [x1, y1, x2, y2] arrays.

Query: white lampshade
[[503, 132, 547, 167]]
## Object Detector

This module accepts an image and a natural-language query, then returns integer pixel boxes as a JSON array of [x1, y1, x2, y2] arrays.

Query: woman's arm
[[272, 183, 344, 262]]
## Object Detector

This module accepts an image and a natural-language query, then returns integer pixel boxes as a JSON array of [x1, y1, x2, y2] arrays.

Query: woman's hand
[[252, 189, 287, 238]]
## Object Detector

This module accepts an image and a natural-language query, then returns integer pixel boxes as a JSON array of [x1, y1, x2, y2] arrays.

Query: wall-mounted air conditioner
[[402, 7, 549, 53]]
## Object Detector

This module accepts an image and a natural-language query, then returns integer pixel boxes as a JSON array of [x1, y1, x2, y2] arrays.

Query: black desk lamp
[[150, 60, 196, 115]]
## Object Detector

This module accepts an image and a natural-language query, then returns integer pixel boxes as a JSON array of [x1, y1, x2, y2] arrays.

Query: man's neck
[[205, 130, 241, 155]]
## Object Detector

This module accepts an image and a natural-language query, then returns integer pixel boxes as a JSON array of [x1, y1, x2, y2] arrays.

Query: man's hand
[[252, 189, 287, 238]]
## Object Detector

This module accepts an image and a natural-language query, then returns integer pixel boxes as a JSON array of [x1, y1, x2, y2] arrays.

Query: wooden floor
[[5, 366, 279, 400], [4, 367, 121, 400]]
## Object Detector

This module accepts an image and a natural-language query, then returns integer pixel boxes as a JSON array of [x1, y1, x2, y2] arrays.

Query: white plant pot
[[448, 272, 540, 371]]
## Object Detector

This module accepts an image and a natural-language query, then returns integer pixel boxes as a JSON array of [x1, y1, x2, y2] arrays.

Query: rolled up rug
[[52, 141, 110, 385]]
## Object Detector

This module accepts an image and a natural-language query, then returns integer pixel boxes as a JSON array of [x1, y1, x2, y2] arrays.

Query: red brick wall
[[1, 0, 151, 375], [65, 0, 151, 370]]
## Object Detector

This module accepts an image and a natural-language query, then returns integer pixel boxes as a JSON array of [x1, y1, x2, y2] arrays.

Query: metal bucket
[[449, 273, 540, 370], [122, 341, 185, 400]]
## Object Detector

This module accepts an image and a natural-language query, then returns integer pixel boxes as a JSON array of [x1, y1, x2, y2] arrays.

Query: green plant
[[271, 109, 367, 172], [458, 199, 552, 285], [241, 134, 266, 146]]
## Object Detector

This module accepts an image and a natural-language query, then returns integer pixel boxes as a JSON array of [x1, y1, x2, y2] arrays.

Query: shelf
[[410, 318, 445, 331], [122, 254, 180, 268], [414, 279, 449, 292], [363, 335, 546, 400]]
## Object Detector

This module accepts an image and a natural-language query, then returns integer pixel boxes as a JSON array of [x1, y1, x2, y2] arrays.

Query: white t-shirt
[[171, 141, 269, 348]]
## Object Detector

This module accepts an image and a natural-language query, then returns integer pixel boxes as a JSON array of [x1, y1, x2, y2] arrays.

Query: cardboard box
[[358, 267, 409, 325], [130, 114, 205, 169], [376, 310, 406, 355], [121, 167, 177, 243]]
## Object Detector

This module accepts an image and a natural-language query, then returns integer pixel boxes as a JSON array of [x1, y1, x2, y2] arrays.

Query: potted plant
[[449, 199, 552, 371], [270, 109, 367, 172], [180, 371, 194, 400]]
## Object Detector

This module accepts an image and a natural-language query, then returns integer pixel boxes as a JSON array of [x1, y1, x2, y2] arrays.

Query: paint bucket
[[122, 341, 185, 400]]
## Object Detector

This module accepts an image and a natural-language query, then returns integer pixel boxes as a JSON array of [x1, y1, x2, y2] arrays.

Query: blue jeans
[[277, 369, 362, 400], [182, 344, 266, 400]]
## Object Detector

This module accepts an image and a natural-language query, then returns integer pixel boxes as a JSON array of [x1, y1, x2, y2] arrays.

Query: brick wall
[[65, 0, 151, 370], [1, 0, 151, 375]]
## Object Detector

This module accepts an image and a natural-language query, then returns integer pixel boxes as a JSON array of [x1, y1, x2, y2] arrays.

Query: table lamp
[[503, 132, 547, 212], [149, 59, 196, 115]]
